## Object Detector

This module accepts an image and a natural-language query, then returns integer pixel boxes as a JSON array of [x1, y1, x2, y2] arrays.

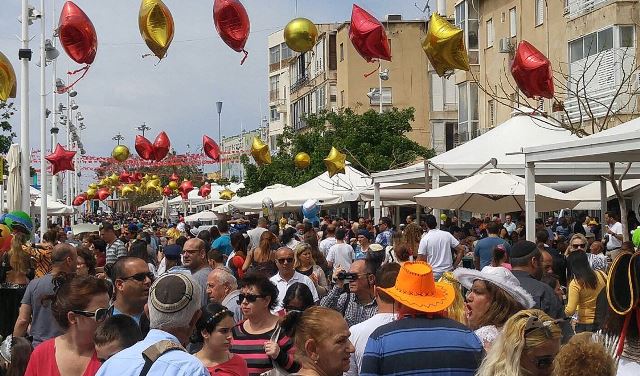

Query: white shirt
[[607, 221, 623, 250], [326, 243, 354, 272], [247, 227, 268, 250], [345, 313, 396, 376], [417, 229, 460, 274], [504, 222, 517, 235], [319, 237, 337, 257], [269, 271, 319, 312]]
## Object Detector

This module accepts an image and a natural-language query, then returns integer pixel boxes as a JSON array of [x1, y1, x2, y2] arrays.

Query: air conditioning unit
[[498, 37, 512, 54]]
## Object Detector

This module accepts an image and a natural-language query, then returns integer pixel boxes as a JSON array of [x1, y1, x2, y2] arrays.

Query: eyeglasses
[[120, 272, 154, 282], [72, 307, 109, 322], [277, 257, 294, 264], [237, 293, 266, 304], [572, 243, 587, 249], [534, 355, 555, 369], [183, 248, 201, 254]]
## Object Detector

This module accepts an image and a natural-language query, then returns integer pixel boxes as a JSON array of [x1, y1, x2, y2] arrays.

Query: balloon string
[[59, 65, 91, 92], [363, 62, 381, 78], [240, 50, 248, 65]]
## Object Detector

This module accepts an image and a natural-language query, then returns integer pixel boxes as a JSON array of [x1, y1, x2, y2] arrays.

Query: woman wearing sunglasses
[[476, 309, 562, 376], [231, 273, 299, 376], [24, 274, 111, 376]]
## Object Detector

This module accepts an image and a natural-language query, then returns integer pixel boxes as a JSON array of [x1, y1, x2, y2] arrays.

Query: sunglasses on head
[[72, 307, 109, 322], [120, 272, 155, 282], [523, 316, 564, 338], [277, 257, 294, 264], [237, 293, 265, 304]]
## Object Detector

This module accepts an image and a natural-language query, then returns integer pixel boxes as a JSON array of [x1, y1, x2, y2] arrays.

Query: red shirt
[[206, 353, 249, 376], [24, 337, 102, 376]]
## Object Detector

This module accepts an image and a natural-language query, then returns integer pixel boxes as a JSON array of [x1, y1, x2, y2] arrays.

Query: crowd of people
[[0, 208, 638, 376]]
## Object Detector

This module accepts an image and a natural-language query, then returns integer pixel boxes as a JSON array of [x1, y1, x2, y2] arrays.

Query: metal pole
[[66, 87, 71, 206], [216, 101, 223, 178], [525, 162, 536, 242], [20, 0, 31, 212], [39, 0, 47, 235], [378, 65, 383, 114], [50, 0, 57, 218]]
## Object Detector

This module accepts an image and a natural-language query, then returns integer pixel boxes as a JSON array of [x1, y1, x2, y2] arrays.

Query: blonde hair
[[281, 306, 345, 360], [567, 233, 588, 256], [476, 309, 562, 376], [293, 242, 315, 269], [9, 233, 30, 274]]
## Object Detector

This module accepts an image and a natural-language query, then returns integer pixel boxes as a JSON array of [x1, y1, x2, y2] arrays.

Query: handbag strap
[[139, 340, 185, 376]]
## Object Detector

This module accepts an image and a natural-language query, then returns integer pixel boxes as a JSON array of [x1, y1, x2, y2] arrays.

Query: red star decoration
[[45, 144, 76, 175]]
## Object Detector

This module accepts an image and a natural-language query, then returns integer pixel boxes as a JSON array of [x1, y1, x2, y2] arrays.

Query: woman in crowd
[[128, 239, 157, 276], [280, 306, 354, 376], [195, 303, 249, 376], [0, 335, 32, 376], [491, 244, 511, 270], [294, 243, 328, 298], [242, 231, 278, 277], [302, 231, 329, 273], [281, 227, 300, 250], [454, 266, 534, 350], [228, 232, 247, 280], [564, 251, 607, 332], [25, 274, 111, 376], [403, 223, 423, 259], [210, 227, 221, 242], [76, 247, 97, 276], [1, 233, 31, 286], [476, 309, 562, 376], [90, 239, 107, 268], [230, 273, 299, 376], [552, 333, 616, 376], [282, 282, 315, 313]]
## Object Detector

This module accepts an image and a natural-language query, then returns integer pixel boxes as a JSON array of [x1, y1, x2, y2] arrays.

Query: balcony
[[564, 0, 611, 19], [269, 90, 279, 102], [290, 74, 309, 93]]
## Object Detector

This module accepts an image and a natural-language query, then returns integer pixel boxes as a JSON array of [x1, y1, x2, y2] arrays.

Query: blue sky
[[0, 0, 432, 177]]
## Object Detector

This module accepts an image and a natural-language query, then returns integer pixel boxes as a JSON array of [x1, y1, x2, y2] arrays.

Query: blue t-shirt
[[212, 234, 233, 256], [474, 236, 511, 269]]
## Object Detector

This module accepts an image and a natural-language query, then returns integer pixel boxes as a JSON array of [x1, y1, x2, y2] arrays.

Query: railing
[[290, 74, 309, 93], [564, 0, 611, 19]]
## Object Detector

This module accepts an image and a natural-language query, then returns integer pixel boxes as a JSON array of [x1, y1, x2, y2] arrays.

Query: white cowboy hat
[[453, 266, 535, 309]]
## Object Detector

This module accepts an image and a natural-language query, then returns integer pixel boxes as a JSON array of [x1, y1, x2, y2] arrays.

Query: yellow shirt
[[564, 271, 606, 324]]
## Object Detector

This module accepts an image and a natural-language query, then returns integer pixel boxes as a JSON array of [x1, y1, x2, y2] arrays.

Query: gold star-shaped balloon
[[0, 50, 17, 101], [219, 188, 235, 200], [422, 13, 470, 77], [251, 137, 272, 165], [324, 147, 346, 178], [121, 184, 135, 197]]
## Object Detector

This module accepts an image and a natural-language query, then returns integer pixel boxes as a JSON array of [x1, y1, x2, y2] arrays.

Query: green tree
[[0, 102, 16, 176], [242, 108, 434, 194]]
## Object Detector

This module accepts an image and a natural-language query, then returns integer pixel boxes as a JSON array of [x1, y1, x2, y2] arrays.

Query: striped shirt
[[360, 316, 484, 376], [105, 239, 127, 266], [231, 322, 299, 376]]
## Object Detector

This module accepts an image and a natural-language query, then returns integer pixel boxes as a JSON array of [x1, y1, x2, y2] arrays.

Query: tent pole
[[525, 162, 536, 242], [599, 178, 607, 224], [432, 170, 441, 229], [373, 182, 381, 224]]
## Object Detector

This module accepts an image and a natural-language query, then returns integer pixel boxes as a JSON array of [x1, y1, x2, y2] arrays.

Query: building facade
[[267, 32, 293, 151], [220, 127, 267, 180]]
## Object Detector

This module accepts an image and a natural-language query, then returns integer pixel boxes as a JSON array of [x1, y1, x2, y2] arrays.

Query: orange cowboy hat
[[379, 261, 455, 313]]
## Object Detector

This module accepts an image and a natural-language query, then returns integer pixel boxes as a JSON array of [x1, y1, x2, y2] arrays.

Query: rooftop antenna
[[414, 1, 430, 14]]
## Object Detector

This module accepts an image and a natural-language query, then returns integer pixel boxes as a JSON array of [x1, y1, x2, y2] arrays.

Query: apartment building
[[267, 32, 293, 151], [470, 0, 639, 135], [220, 127, 267, 180]]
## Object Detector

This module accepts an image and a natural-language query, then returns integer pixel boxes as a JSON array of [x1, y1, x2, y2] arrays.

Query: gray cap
[[149, 273, 195, 314]]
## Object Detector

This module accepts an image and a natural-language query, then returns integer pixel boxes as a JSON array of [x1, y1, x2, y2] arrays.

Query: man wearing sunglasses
[[107, 256, 153, 336], [269, 247, 319, 312]]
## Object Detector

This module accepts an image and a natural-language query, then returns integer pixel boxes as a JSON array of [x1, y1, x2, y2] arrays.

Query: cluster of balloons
[[0, 211, 33, 252], [135, 131, 170, 161]]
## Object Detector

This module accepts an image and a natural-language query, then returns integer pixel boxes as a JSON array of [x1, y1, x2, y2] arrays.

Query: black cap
[[163, 244, 182, 260], [510, 240, 538, 258], [150, 273, 194, 314]]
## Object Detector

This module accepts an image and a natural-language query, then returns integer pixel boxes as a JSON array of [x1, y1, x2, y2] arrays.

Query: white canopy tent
[[183, 210, 218, 223], [569, 179, 640, 210], [230, 184, 342, 211], [523, 117, 640, 240], [29, 187, 74, 215], [138, 200, 164, 211], [295, 164, 372, 202]]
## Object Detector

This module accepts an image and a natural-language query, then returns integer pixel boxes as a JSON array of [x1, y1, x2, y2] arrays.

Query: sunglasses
[[572, 243, 587, 248], [120, 272, 155, 282], [277, 257, 294, 264], [534, 355, 555, 369], [72, 307, 109, 322], [237, 293, 266, 304]]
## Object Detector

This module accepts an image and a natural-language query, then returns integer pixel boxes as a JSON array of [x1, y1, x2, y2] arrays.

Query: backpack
[[592, 271, 609, 329]]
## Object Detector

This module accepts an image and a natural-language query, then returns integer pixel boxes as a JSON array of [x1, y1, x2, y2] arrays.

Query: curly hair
[[552, 333, 616, 376], [241, 273, 279, 311]]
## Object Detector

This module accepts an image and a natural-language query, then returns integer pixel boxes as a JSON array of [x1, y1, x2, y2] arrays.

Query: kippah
[[150, 273, 194, 313], [510, 240, 538, 258]]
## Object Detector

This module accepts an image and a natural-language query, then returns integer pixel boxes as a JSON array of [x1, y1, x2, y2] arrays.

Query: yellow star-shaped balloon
[[219, 188, 235, 200], [324, 147, 346, 178], [121, 184, 135, 197], [422, 13, 470, 77], [0, 50, 17, 101], [251, 137, 272, 166]]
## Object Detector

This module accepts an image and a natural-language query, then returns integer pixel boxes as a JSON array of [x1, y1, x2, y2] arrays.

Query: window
[[486, 19, 494, 48], [535, 0, 544, 26], [340, 90, 345, 107], [430, 72, 457, 111], [620, 26, 635, 48], [269, 75, 279, 101], [269, 106, 280, 121], [269, 46, 280, 65], [280, 43, 292, 60], [488, 99, 495, 126], [368, 87, 392, 105], [455, 0, 479, 64], [509, 8, 517, 38], [315, 86, 326, 111], [339, 43, 344, 61], [569, 26, 634, 63], [457, 82, 479, 142]]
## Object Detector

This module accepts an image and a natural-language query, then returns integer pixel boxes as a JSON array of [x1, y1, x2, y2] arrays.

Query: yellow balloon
[[108, 173, 120, 186], [324, 147, 346, 178], [0, 50, 17, 101], [219, 188, 235, 201], [97, 178, 108, 188], [251, 137, 272, 166], [121, 184, 135, 197], [294, 152, 310, 169], [168, 180, 179, 190], [284, 18, 318, 53], [88, 183, 98, 190], [146, 179, 162, 194], [138, 0, 175, 59], [86, 188, 97, 199], [422, 13, 470, 77], [111, 145, 130, 162]]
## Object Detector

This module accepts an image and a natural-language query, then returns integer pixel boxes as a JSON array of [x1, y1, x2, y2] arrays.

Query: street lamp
[[112, 133, 124, 145], [136, 122, 151, 137], [216, 101, 223, 177]]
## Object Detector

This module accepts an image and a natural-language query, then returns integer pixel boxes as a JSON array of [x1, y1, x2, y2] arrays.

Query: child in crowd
[[94, 315, 143, 362]]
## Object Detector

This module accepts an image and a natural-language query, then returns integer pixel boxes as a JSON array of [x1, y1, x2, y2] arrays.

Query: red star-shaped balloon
[[45, 143, 77, 175]]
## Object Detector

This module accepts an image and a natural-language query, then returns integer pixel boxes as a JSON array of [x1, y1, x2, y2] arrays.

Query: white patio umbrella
[[183, 210, 218, 223], [414, 169, 579, 213], [7, 144, 21, 212]]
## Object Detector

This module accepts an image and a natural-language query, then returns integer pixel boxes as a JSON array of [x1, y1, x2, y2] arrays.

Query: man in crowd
[[108, 256, 153, 335], [375, 217, 393, 248], [206, 267, 243, 323], [319, 224, 337, 257], [321, 259, 378, 327], [211, 220, 233, 258], [417, 214, 465, 280], [590, 240, 608, 265], [355, 230, 374, 260], [13, 243, 77, 346], [604, 211, 624, 257], [346, 263, 400, 376], [97, 273, 208, 376], [536, 229, 567, 286], [327, 228, 355, 273], [269, 247, 318, 312], [182, 238, 212, 307], [503, 214, 517, 236], [360, 261, 483, 375], [101, 222, 127, 266], [474, 222, 511, 269], [247, 217, 269, 250]]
